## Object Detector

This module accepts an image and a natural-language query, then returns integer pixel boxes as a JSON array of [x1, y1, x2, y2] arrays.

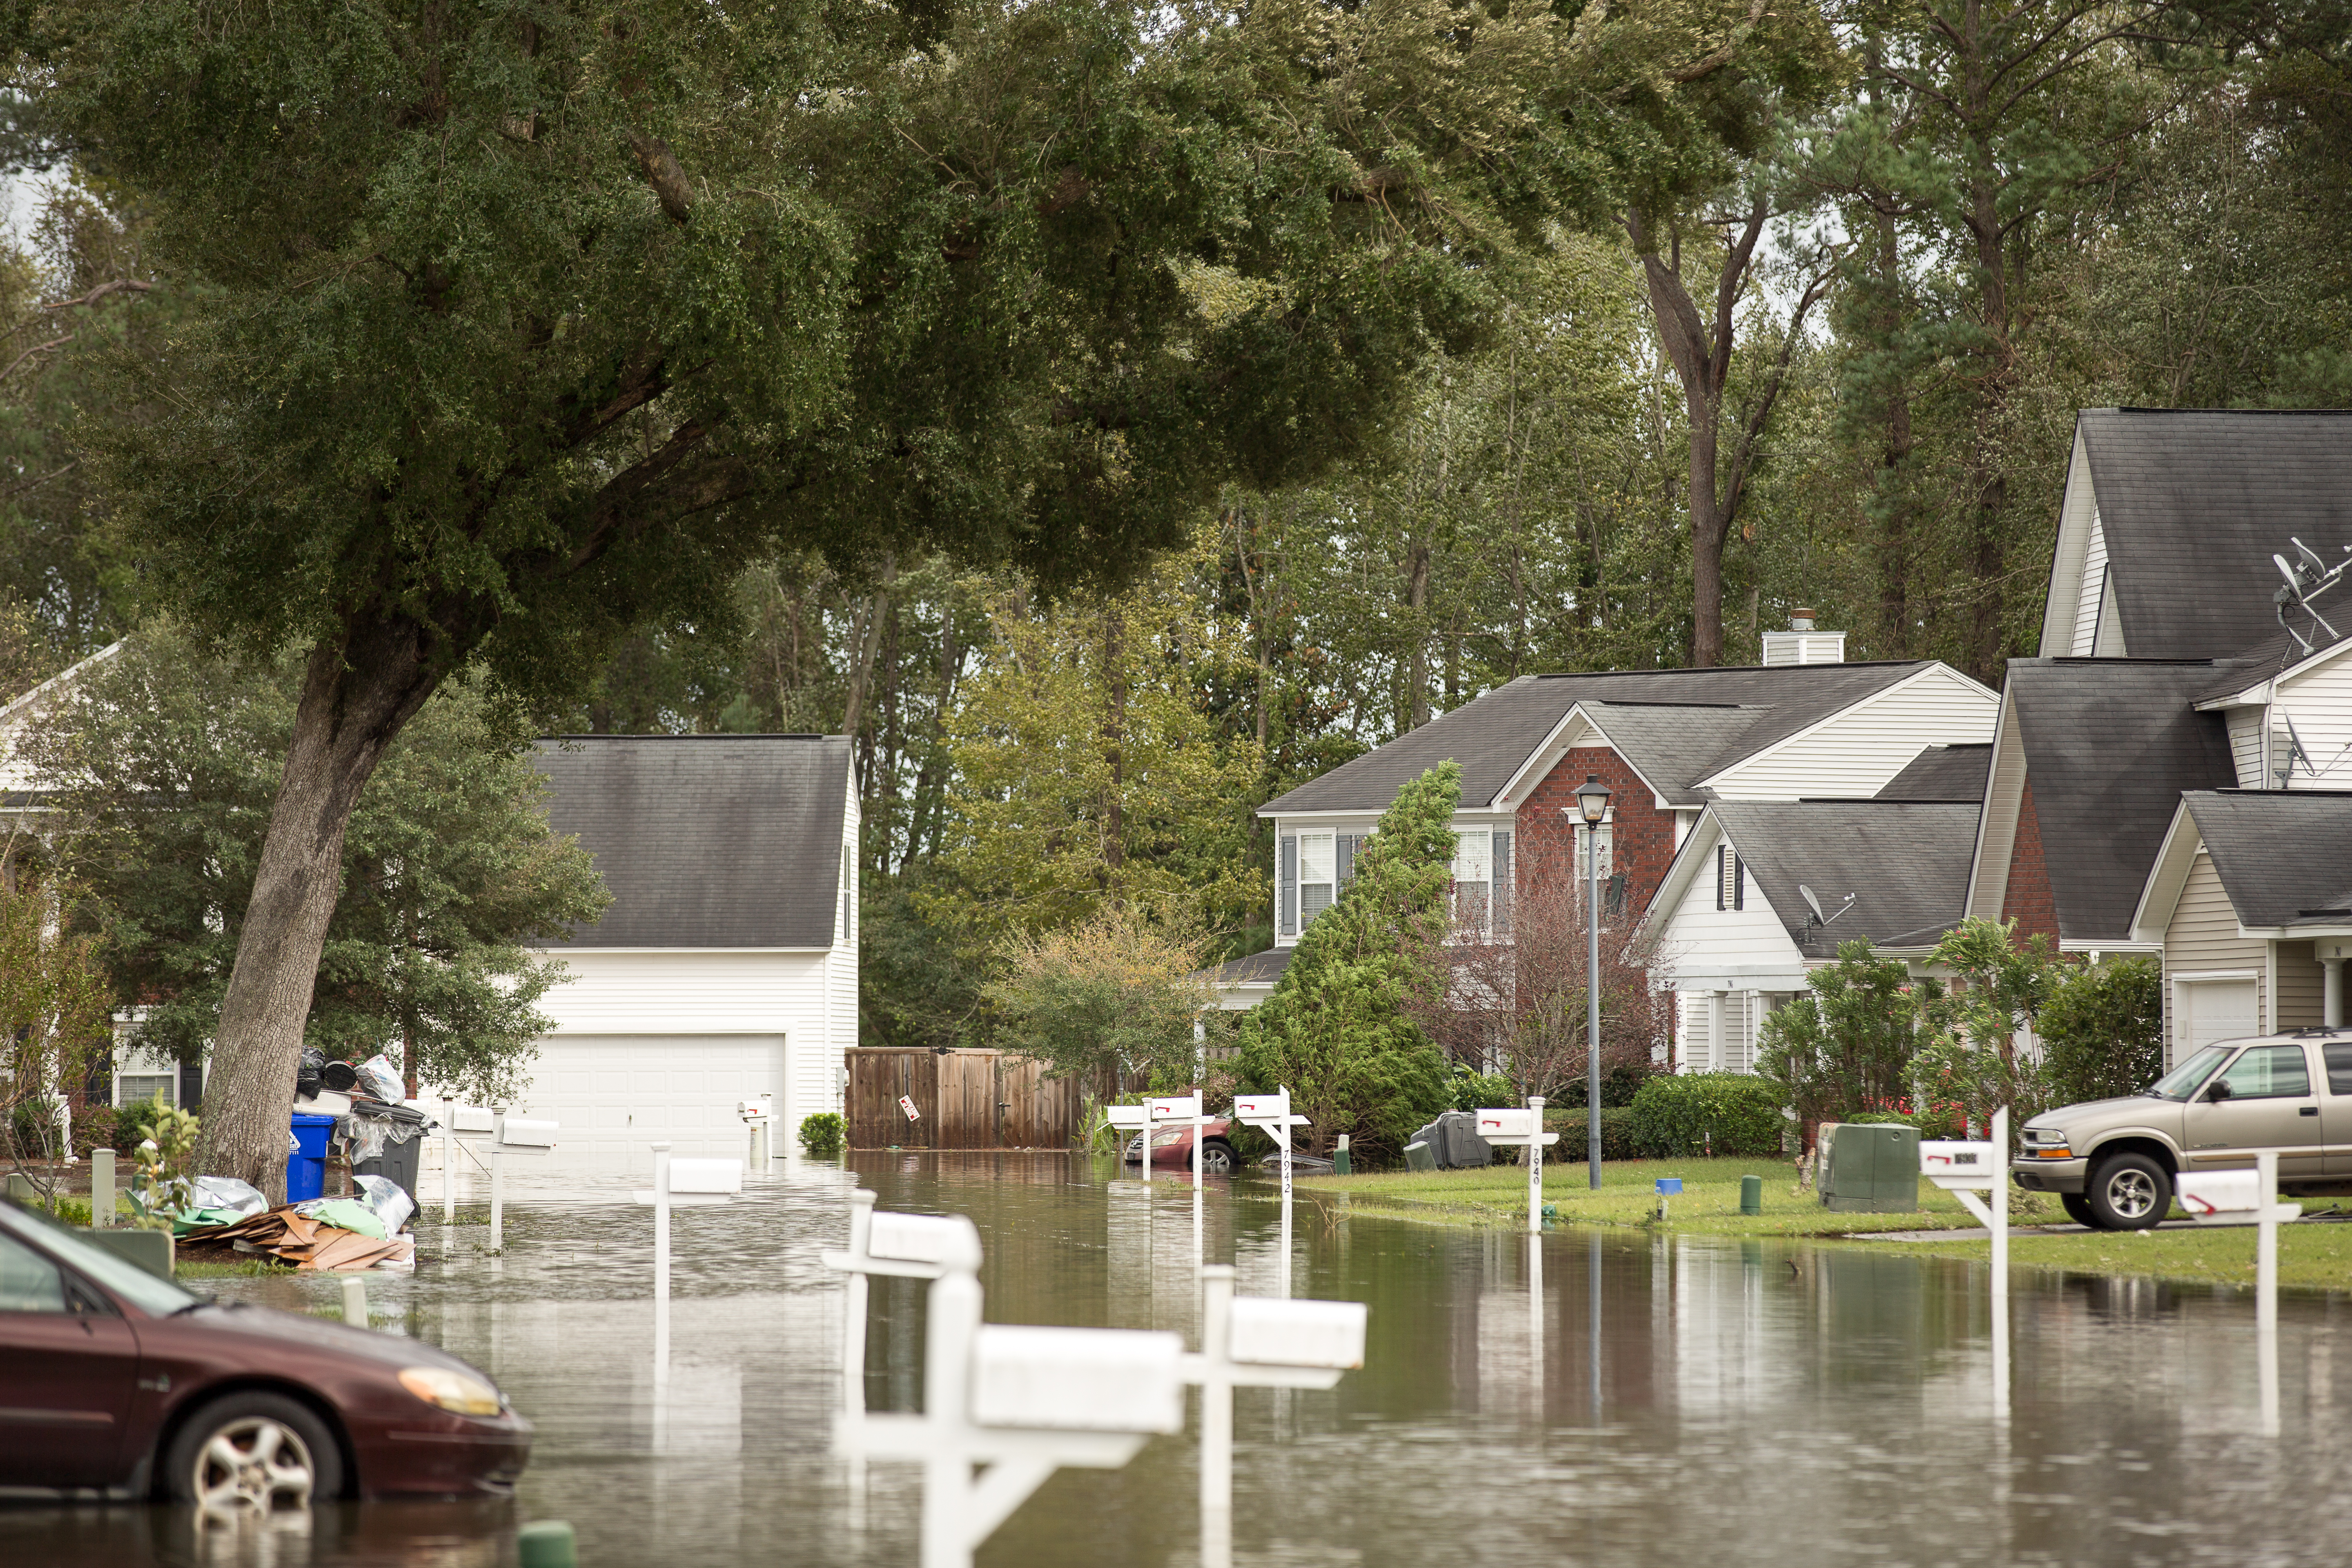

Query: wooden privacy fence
[[847, 1048, 1090, 1150]]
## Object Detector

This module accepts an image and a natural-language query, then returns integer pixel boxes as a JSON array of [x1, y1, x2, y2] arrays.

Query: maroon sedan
[[0, 1198, 529, 1509], [1123, 1116, 1241, 1174]]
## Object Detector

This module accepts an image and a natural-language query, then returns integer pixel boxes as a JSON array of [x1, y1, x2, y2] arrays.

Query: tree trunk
[[1873, 199, 1918, 660], [1101, 604, 1127, 876], [198, 628, 445, 1195], [1404, 536, 1431, 728]]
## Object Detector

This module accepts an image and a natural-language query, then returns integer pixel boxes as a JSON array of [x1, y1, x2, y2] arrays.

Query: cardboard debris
[[183, 1203, 415, 1272]]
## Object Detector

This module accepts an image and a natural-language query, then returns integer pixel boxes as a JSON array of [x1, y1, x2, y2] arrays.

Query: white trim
[[2128, 799, 2205, 945], [1692, 661, 1998, 796], [2038, 425, 2101, 655], [1637, 811, 1728, 944], [2170, 968, 2259, 982], [2239, 925, 2352, 940], [1965, 690, 2027, 923], [0, 639, 122, 726], [2060, 940, 2163, 954], [1491, 704, 1604, 807]]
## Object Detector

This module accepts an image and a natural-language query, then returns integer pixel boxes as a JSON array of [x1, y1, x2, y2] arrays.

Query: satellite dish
[[2283, 713, 2316, 787], [1799, 884, 1828, 925]]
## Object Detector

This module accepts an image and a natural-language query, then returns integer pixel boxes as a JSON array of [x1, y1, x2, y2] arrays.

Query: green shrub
[[2040, 957, 2164, 1107], [116, 1090, 176, 1152], [798, 1112, 845, 1159], [1544, 1107, 1641, 1162], [72, 1106, 120, 1158], [1450, 1068, 1515, 1113], [1843, 1111, 1913, 1126], [1628, 1073, 1785, 1158]]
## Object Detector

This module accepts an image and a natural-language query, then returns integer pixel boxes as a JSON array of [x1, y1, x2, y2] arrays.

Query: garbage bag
[[353, 1173, 415, 1234], [339, 1111, 389, 1163], [185, 1175, 269, 1219], [355, 1052, 405, 1105], [291, 1197, 390, 1240], [294, 1047, 324, 1100]]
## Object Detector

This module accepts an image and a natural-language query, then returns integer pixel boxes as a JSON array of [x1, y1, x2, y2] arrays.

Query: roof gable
[[1875, 743, 1992, 802], [2073, 409, 2352, 659], [532, 735, 854, 949], [1704, 801, 1981, 959], [2180, 791, 2352, 928], [1258, 662, 1939, 816]]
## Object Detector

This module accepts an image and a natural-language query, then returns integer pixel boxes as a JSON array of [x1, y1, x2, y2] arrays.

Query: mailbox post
[[1234, 1089, 1312, 1296], [2179, 1151, 2299, 1437], [837, 1210, 1183, 1568], [1921, 1105, 2008, 1422], [1476, 1100, 1560, 1233], [738, 1096, 775, 1169], [1187, 1265, 1366, 1568], [461, 1113, 556, 1251]]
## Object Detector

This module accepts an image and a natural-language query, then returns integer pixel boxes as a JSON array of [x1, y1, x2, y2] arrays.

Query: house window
[[1715, 845, 1744, 911], [116, 1074, 174, 1110], [1453, 829, 1491, 933], [1299, 833, 1336, 925]]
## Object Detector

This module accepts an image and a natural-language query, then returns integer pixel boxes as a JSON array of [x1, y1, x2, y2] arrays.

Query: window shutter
[[1492, 830, 1512, 938], [1279, 835, 1298, 936], [1336, 834, 1360, 888], [1716, 845, 1745, 911], [1715, 845, 1728, 910], [1733, 854, 1744, 911]]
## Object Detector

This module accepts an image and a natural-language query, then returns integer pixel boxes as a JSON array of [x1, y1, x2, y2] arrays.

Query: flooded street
[[9, 1151, 2352, 1567]]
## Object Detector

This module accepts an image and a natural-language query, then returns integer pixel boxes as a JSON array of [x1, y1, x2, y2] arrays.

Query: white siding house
[[513, 735, 858, 1165]]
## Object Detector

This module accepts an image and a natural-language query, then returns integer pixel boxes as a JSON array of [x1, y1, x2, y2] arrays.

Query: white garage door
[[518, 1035, 786, 1164], [2178, 980, 2258, 1065]]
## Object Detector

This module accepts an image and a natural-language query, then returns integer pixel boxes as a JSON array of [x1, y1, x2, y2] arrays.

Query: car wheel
[[164, 1392, 342, 1514], [2085, 1153, 2170, 1231], [1196, 1139, 1238, 1176], [2060, 1192, 2096, 1227]]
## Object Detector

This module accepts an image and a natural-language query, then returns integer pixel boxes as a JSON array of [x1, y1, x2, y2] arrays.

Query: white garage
[[517, 1036, 788, 1161], [503, 736, 859, 1170]]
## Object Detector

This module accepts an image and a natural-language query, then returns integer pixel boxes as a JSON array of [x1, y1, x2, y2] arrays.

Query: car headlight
[[399, 1367, 503, 1416]]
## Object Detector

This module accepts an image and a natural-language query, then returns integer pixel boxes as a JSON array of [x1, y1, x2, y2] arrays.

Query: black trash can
[[344, 1098, 432, 1213]]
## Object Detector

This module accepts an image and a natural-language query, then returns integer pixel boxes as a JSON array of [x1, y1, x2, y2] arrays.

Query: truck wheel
[[2085, 1153, 2170, 1231], [2060, 1192, 2096, 1227], [163, 1392, 343, 1513]]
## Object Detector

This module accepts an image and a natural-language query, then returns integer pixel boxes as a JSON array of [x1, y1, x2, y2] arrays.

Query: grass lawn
[[1291, 1156, 2043, 1236], [1847, 1218, 2352, 1292]]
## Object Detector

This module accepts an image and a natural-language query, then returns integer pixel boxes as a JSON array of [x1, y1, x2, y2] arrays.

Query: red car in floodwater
[[0, 1198, 529, 1509], [1123, 1117, 1241, 1174]]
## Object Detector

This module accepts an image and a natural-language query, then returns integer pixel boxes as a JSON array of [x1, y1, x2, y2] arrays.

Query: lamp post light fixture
[[1571, 775, 1612, 1190]]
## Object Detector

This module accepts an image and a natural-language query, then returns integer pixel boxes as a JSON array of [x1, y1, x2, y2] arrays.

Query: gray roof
[[1873, 744, 1992, 803], [532, 735, 853, 948], [1710, 802, 1982, 960], [1260, 662, 1937, 814], [2077, 409, 2352, 659], [1195, 947, 1295, 988], [2005, 660, 2242, 942], [2192, 628, 2352, 705], [2182, 791, 2352, 926]]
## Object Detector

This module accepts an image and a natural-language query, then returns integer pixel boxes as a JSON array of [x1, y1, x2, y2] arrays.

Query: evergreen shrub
[[798, 1112, 846, 1159], [1546, 1107, 1641, 1162], [1628, 1073, 1784, 1158]]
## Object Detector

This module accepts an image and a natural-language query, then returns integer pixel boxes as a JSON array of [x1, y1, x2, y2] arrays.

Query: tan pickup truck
[[2012, 1028, 2352, 1230]]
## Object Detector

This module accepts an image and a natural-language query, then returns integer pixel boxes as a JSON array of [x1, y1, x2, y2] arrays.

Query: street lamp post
[[1572, 775, 1612, 1191]]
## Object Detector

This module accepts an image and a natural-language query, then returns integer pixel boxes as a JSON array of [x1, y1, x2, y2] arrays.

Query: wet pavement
[[9, 1150, 2352, 1566]]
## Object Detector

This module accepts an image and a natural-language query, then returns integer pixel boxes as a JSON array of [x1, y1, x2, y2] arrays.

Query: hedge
[[1628, 1074, 1785, 1158], [1542, 1107, 1641, 1163]]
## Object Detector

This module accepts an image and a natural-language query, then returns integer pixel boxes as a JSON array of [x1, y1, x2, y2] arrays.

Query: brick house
[[1223, 628, 1999, 1067]]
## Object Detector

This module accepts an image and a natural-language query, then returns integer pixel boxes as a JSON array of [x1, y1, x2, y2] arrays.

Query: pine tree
[[1236, 762, 1459, 1158]]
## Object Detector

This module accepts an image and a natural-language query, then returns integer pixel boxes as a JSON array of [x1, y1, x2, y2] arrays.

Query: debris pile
[[182, 1205, 416, 1272]]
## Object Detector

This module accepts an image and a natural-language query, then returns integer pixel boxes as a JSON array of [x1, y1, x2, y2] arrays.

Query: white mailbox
[[1105, 1105, 1148, 1131], [2177, 1168, 2299, 1227], [867, 1210, 980, 1269], [1476, 1107, 1534, 1140], [497, 1116, 559, 1149], [667, 1157, 743, 1195], [452, 1105, 496, 1134], [969, 1325, 1187, 1433], [1148, 1095, 1203, 1121], [1232, 1092, 1290, 1123], [1921, 1140, 1999, 1189], [1227, 1296, 1368, 1370], [736, 1098, 771, 1122]]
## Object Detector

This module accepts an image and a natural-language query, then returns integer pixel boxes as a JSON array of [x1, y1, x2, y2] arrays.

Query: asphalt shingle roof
[[1710, 802, 1982, 960], [2182, 791, 2352, 926], [532, 735, 852, 949], [2078, 409, 2352, 659], [1259, 662, 1936, 815], [2006, 659, 2242, 942], [1194, 947, 1296, 987], [1873, 743, 1992, 802]]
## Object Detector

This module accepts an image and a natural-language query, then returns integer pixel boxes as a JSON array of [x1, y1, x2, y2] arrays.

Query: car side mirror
[[2205, 1079, 2234, 1103]]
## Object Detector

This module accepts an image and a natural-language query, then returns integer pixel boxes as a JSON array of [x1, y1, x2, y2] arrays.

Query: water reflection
[[7, 1150, 2351, 1566]]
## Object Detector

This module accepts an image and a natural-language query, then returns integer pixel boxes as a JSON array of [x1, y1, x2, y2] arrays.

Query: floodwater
[[9, 1151, 2352, 1567]]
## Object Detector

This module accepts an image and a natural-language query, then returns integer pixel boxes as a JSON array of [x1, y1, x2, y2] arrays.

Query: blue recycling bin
[[1655, 1177, 1684, 1196], [288, 1112, 336, 1202]]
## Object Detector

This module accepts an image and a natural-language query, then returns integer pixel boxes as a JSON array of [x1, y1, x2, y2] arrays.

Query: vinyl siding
[[1702, 666, 1999, 801], [1655, 842, 1808, 1001], [1966, 699, 2028, 920], [2275, 652, 2352, 789], [2227, 707, 2276, 789], [2274, 940, 2326, 1031], [2071, 514, 2108, 656], [2164, 852, 2265, 1058]]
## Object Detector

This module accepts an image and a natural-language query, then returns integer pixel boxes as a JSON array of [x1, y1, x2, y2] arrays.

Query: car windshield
[[2145, 1045, 2233, 1102], [1, 1202, 203, 1317]]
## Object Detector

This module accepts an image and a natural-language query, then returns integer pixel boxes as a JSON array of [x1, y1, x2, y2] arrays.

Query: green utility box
[[1817, 1122, 1921, 1213]]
